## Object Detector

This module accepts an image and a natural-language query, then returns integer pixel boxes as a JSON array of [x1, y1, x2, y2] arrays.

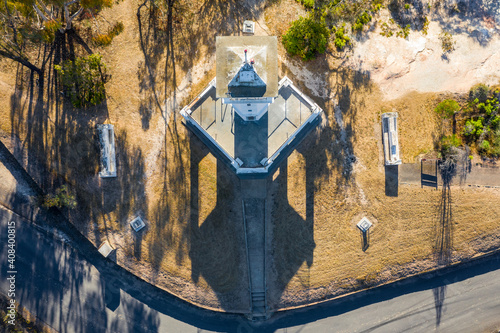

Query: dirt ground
[[1, 0, 500, 313]]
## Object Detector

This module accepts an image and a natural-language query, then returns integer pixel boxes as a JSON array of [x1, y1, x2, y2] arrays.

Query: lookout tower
[[181, 36, 322, 178]]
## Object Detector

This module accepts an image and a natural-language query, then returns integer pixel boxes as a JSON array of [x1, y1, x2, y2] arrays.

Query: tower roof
[[227, 55, 267, 97], [216, 36, 278, 98]]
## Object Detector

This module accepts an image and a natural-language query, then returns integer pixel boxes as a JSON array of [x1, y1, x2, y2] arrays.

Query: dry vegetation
[[0, 0, 499, 314], [264, 24, 500, 307]]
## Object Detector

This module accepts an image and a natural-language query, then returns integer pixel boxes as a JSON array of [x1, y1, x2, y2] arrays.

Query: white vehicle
[[382, 112, 402, 166]]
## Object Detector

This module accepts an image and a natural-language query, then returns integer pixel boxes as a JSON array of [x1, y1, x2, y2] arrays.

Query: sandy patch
[[348, 16, 500, 99]]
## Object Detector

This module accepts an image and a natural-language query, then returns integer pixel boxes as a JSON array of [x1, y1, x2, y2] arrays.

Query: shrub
[[435, 99, 460, 118], [463, 117, 484, 138], [93, 34, 113, 46], [296, 0, 314, 9], [54, 54, 109, 108], [440, 135, 461, 159], [439, 31, 455, 53], [41, 185, 77, 209], [332, 24, 351, 50], [352, 11, 372, 32], [491, 115, 500, 130], [380, 22, 394, 37], [92, 21, 124, 46], [396, 24, 410, 38], [422, 17, 429, 35], [476, 97, 498, 116], [469, 83, 490, 103], [42, 20, 62, 43], [479, 140, 490, 153], [441, 134, 461, 150], [282, 17, 330, 60]]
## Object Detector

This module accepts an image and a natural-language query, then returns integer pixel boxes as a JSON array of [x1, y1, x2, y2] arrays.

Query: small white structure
[[129, 216, 146, 232], [98, 241, 115, 257], [243, 20, 255, 34], [97, 124, 117, 178], [382, 112, 402, 165], [357, 217, 373, 233]]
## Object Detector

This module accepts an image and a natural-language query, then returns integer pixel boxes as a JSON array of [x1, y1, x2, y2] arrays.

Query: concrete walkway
[[241, 179, 268, 319], [400, 162, 500, 187]]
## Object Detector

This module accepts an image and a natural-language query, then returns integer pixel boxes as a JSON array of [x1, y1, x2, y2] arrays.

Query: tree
[[0, 0, 113, 75], [435, 99, 460, 118], [282, 16, 330, 61], [54, 53, 109, 108], [40, 185, 77, 209]]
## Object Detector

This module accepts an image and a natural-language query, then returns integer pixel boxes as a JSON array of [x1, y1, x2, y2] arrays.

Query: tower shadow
[[385, 165, 399, 197], [268, 161, 315, 309], [188, 133, 250, 312]]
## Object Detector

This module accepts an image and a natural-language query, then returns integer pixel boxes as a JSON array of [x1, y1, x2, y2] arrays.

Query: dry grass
[[268, 65, 500, 309]]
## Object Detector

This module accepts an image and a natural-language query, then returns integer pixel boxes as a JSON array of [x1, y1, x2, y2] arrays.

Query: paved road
[[263, 258, 500, 333], [1, 206, 500, 333]]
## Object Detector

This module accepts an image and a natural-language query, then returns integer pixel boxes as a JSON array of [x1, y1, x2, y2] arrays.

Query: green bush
[[42, 19, 62, 43], [491, 115, 500, 130], [41, 185, 77, 209], [352, 11, 372, 32], [463, 117, 484, 138], [396, 24, 411, 38], [440, 134, 461, 158], [479, 140, 490, 153], [422, 17, 429, 35], [491, 130, 500, 156], [476, 97, 498, 116], [469, 83, 490, 103], [332, 24, 350, 50], [439, 31, 455, 53], [435, 99, 460, 118], [54, 54, 109, 108], [93, 21, 124, 46], [441, 134, 461, 149], [296, 0, 314, 9], [282, 16, 330, 60]]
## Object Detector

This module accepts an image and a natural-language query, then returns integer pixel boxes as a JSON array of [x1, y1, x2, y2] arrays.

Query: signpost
[[357, 217, 372, 251]]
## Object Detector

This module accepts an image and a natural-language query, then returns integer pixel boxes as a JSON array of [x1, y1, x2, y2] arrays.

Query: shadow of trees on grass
[[8, 27, 149, 246]]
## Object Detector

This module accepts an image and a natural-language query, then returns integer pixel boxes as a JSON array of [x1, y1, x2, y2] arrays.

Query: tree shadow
[[268, 160, 315, 309], [195, 0, 264, 56], [434, 159, 455, 266], [432, 284, 446, 327], [8, 28, 148, 246], [268, 114, 339, 308], [430, 0, 500, 47], [137, 0, 171, 130], [0, 207, 162, 333], [136, 0, 265, 131], [388, 0, 428, 31], [187, 133, 250, 312], [333, 68, 371, 187]]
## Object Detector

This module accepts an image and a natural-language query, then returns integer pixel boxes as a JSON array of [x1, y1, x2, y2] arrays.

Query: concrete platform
[[187, 82, 316, 164]]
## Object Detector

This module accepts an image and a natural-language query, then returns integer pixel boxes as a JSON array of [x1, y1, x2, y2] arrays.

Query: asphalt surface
[[1, 206, 500, 333]]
